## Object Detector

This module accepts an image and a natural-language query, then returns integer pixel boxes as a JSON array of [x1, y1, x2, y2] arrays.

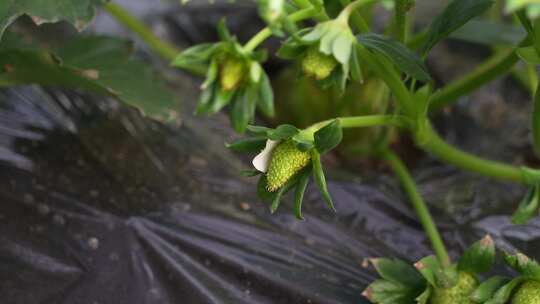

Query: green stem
[[338, 0, 370, 33], [338, 0, 377, 30], [306, 114, 408, 133], [244, 7, 319, 52], [533, 80, 540, 157], [429, 48, 519, 111], [356, 44, 415, 115], [382, 150, 451, 266], [293, 0, 330, 21], [418, 122, 525, 183], [394, 0, 412, 43], [104, 2, 180, 62]]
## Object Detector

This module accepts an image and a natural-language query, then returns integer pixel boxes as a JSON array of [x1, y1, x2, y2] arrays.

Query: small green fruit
[[266, 140, 311, 192], [301, 46, 338, 80], [431, 272, 478, 304], [220, 56, 246, 91], [513, 281, 540, 304]]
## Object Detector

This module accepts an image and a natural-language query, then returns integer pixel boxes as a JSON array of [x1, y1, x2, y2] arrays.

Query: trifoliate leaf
[[0, 0, 107, 42], [0, 35, 178, 122], [421, 0, 495, 55]]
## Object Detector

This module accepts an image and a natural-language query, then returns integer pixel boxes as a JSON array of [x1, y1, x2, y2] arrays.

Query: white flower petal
[[252, 140, 279, 173]]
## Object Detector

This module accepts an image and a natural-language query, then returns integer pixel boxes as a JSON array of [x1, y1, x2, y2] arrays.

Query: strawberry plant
[[2, 0, 540, 303]]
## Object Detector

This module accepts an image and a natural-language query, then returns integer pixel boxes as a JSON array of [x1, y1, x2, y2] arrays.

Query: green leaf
[[202, 59, 219, 90], [257, 175, 275, 202], [517, 46, 540, 64], [470, 276, 509, 303], [457, 235, 496, 274], [267, 124, 300, 140], [270, 183, 287, 213], [210, 86, 235, 114], [257, 72, 275, 117], [0, 0, 107, 41], [512, 185, 540, 225], [485, 277, 525, 304], [421, 0, 495, 55], [217, 18, 232, 42], [350, 46, 363, 82], [240, 169, 262, 177], [533, 80, 540, 158], [292, 133, 314, 151], [504, 252, 540, 281], [0, 35, 179, 122], [434, 266, 459, 289], [230, 96, 247, 134], [450, 20, 526, 46], [414, 255, 441, 286], [365, 280, 424, 304], [276, 38, 306, 59], [358, 33, 431, 82], [314, 119, 343, 154], [172, 43, 217, 75], [226, 136, 267, 152], [311, 150, 335, 211], [370, 258, 425, 287], [247, 125, 273, 135], [415, 287, 431, 304], [258, 168, 307, 213], [294, 168, 311, 220], [196, 82, 216, 114]]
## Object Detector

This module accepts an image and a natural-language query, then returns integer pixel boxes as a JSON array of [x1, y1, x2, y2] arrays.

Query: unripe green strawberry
[[266, 140, 311, 192], [513, 281, 540, 304], [220, 56, 246, 91], [430, 272, 478, 304], [301, 46, 338, 80]]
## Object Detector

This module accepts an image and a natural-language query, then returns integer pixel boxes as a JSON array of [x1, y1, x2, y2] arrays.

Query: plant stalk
[[338, 0, 371, 33], [429, 49, 519, 111], [305, 114, 408, 134], [418, 122, 525, 183], [382, 150, 451, 266], [104, 2, 180, 62], [244, 7, 318, 52]]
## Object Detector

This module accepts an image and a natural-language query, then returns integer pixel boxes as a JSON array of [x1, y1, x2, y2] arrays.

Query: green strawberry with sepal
[[172, 20, 274, 133], [226, 120, 343, 217]]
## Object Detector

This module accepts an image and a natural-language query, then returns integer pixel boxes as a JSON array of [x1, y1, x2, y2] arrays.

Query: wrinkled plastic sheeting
[[0, 81, 539, 304], [0, 86, 445, 304]]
